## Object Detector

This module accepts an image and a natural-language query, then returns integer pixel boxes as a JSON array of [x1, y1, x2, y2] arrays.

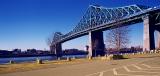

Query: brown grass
[[0, 58, 97, 74]]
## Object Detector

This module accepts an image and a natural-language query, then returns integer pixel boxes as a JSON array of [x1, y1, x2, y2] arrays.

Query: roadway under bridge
[[50, 4, 160, 57]]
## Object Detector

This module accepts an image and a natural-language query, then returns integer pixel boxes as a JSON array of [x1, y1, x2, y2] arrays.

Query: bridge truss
[[52, 4, 160, 45]]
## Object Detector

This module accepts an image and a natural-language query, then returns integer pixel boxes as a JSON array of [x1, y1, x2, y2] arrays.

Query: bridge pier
[[50, 43, 62, 57], [157, 29, 160, 49], [88, 31, 105, 57], [143, 14, 155, 51]]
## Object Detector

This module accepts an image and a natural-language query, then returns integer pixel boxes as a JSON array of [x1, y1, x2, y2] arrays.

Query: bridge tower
[[50, 43, 62, 57], [143, 14, 156, 51], [88, 31, 105, 57]]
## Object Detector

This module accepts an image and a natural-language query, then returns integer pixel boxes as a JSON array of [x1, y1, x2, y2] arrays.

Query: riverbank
[[0, 55, 86, 64], [0, 54, 55, 58], [0, 53, 160, 75], [0, 58, 96, 74]]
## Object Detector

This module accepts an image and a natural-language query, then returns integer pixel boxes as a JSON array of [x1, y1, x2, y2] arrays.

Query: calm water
[[0, 55, 86, 64]]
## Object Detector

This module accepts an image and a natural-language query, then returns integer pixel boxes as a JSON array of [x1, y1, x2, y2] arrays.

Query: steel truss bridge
[[50, 4, 160, 57]]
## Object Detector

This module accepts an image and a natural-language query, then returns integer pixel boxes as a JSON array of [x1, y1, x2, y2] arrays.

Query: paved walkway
[[87, 62, 160, 76], [1, 57, 160, 76]]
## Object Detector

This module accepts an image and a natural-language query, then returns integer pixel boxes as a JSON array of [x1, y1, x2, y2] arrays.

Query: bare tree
[[105, 26, 130, 52], [46, 32, 54, 47]]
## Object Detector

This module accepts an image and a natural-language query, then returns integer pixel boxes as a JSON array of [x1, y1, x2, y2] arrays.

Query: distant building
[[27, 49, 37, 54], [12, 49, 21, 54], [63, 49, 87, 55], [0, 50, 12, 57]]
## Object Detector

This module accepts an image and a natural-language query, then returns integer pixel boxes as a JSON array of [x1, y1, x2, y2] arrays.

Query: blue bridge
[[50, 4, 160, 57]]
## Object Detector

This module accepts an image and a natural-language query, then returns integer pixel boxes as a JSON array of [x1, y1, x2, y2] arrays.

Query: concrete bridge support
[[50, 43, 62, 57], [156, 29, 160, 49], [88, 31, 105, 57], [143, 14, 155, 51]]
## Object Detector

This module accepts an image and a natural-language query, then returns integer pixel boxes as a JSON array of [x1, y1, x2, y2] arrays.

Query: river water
[[0, 55, 86, 64]]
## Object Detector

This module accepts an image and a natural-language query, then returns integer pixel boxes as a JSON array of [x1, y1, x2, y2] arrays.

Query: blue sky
[[0, 0, 160, 51]]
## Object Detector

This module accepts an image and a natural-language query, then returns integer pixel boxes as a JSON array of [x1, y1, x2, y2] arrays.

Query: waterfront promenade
[[1, 53, 160, 76]]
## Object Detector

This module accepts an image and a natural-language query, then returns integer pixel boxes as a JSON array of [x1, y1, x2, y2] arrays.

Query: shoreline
[[0, 58, 95, 74], [0, 55, 87, 64], [0, 54, 55, 58], [0, 54, 87, 58]]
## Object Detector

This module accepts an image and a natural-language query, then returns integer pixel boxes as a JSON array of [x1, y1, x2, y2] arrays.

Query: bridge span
[[50, 4, 160, 57]]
